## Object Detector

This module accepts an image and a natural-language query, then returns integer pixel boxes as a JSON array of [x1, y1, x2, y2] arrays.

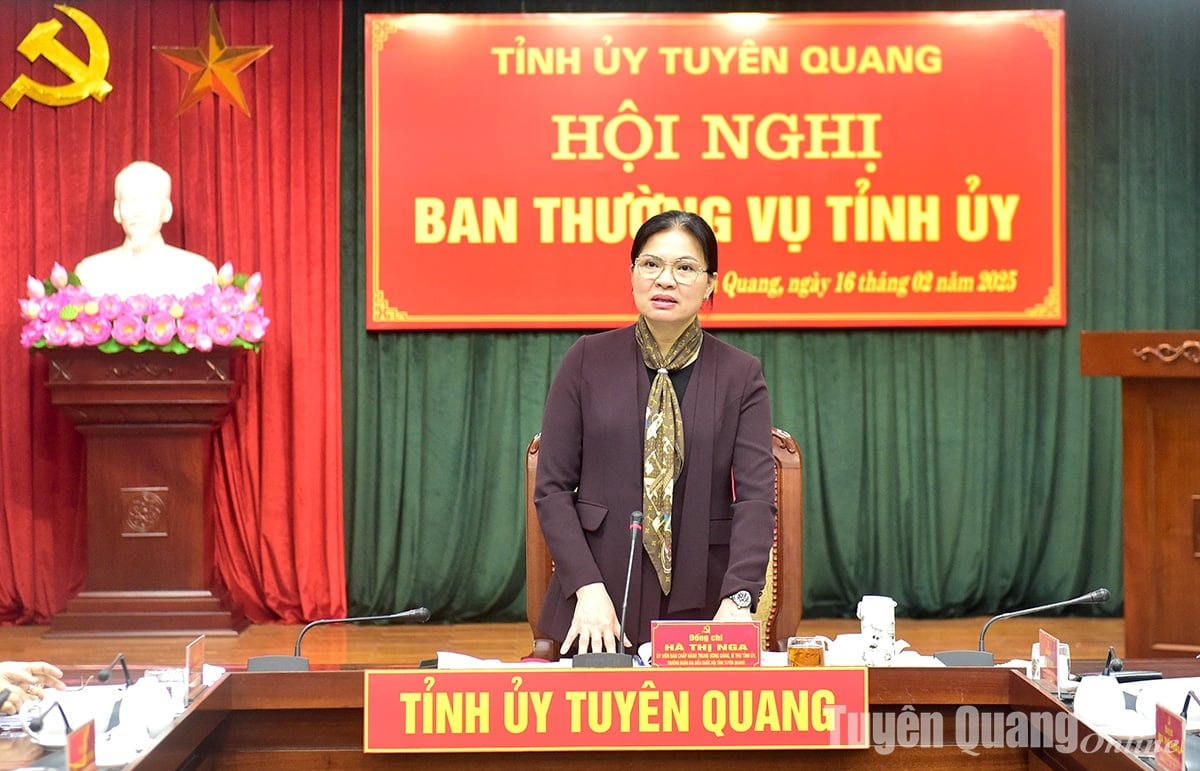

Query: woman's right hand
[[0, 661, 65, 714], [560, 582, 631, 656]]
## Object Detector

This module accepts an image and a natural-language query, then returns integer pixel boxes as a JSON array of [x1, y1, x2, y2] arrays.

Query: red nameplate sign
[[1155, 704, 1186, 771], [1037, 628, 1060, 693], [365, 11, 1065, 329], [651, 620, 761, 667], [364, 667, 868, 752], [66, 719, 97, 771]]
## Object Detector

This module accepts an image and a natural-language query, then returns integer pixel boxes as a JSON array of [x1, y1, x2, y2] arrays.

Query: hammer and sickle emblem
[[2, 4, 113, 109]]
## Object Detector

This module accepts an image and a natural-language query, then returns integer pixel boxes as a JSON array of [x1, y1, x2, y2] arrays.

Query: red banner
[[363, 667, 869, 752], [365, 12, 1064, 329]]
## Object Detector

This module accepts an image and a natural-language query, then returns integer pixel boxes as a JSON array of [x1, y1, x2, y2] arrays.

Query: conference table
[[117, 661, 1196, 770], [5, 660, 1191, 769]]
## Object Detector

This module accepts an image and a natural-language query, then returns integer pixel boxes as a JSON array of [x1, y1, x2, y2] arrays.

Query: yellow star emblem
[[155, 6, 271, 117]]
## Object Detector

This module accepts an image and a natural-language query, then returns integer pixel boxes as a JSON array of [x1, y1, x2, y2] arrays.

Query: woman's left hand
[[712, 598, 752, 623]]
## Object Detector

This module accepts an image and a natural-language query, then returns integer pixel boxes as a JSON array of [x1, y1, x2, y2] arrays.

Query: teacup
[[1072, 674, 1125, 727], [1133, 683, 1200, 730], [819, 632, 910, 666], [787, 636, 828, 666], [119, 678, 176, 739], [824, 633, 864, 665]]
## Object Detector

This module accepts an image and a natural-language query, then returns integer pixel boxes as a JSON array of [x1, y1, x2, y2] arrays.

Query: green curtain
[[340, 0, 1200, 621]]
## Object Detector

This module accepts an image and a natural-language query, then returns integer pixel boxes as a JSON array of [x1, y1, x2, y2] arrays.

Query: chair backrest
[[525, 427, 802, 658]]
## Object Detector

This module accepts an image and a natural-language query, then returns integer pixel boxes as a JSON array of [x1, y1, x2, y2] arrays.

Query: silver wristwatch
[[728, 590, 753, 610]]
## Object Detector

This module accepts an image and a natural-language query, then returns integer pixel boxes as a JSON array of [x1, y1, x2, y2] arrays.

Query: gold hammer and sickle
[[2, 4, 113, 109]]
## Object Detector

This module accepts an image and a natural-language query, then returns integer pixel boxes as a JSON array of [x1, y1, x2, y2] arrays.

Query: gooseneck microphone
[[618, 511, 644, 655], [573, 511, 642, 669], [28, 700, 72, 734], [1101, 644, 1123, 677], [1183, 690, 1199, 719], [246, 607, 432, 672], [294, 607, 432, 657], [978, 587, 1110, 653], [935, 588, 1111, 667], [97, 653, 131, 687]]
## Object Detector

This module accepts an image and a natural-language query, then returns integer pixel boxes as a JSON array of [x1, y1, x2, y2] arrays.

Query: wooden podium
[[43, 348, 248, 637], [1080, 330, 1200, 658], [126, 667, 1154, 769]]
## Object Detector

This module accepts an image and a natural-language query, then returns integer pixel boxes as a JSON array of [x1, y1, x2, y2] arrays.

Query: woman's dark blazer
[[534, 323, 777, 646]]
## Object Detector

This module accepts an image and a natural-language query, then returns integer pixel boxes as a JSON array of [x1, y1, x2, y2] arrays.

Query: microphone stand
[[27, 700, 72, 735], [98, 653, 131, 686], [247, 607, 432, 672], [573, 511, 643, 668], [934, 588, 1110, 667], [293, 608, 430, 657]]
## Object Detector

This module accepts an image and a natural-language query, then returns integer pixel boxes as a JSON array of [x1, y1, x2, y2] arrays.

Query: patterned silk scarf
[[636, 315, 703, 595]]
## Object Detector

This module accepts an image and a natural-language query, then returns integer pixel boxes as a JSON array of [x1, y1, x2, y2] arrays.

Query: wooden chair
[[525, 427, 802, 659]]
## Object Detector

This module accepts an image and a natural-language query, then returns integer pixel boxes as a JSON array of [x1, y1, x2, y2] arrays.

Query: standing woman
[[535, 210, 777, 656]]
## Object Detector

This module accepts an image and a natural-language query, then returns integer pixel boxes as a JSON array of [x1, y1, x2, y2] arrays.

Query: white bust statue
[[74, 161, 218, 299]]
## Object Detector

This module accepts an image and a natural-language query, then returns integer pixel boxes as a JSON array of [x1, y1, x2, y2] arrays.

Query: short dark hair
[[630, 210, 718, 274]]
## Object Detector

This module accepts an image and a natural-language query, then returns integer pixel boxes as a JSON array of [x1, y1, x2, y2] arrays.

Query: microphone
[[979, 588, 1110, 653], [246, 607, 432, 672], [935, 588, 1111, 667], [619, 511, 644, 655], [27, 700, 72, 734], [573, 511, 642, 669], [294, 607, 431, 657], [1101, 645, 1123, 676], [1077, 641, 1160, 683], [98, 653, 131, 687]]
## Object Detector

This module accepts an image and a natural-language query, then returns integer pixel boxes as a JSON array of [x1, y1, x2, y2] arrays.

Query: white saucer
[[29, 732, 68, 748]]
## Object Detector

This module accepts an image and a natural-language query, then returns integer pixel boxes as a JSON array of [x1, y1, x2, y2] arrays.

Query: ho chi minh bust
[[74, 161, 218, 299]]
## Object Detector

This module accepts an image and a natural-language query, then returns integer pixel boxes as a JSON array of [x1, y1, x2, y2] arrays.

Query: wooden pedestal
[[128, 667, 1156, 769], [43, 348, 248, 637], [1080, 330, 1200, 658]]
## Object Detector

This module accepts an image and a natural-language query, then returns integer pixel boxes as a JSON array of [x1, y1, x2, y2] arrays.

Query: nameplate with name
[[67, 719, 97, 770], [1037, 628, 1061, 693], [1155, 703, 1186, 771], [650, 620, 761, 667], [364, 667, 869, 752]]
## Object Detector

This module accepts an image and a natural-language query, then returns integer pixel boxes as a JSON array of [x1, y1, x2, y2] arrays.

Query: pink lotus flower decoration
[[79, 316, 112, 346], [18, 264, 269, 354], [26, 276, 45, 299], [50, 263, 69, 290], [144, 312, 176, 346], [208, 314, 239, 346], [111, 314, 145, 345]]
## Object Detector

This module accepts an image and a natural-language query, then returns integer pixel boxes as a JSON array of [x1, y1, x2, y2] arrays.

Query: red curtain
[[0, 0, 345, 623]]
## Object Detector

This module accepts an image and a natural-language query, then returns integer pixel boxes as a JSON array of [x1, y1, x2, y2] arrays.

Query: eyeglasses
[[63, 675, 94, 692], [632, 255, 713, 286]]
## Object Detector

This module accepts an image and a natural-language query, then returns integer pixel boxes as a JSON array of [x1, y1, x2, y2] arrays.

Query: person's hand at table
[[1, 677, 18, 715], [0, 661, 66, 714], [561, 582, 631, 655], [0, 734, 43, 761]]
